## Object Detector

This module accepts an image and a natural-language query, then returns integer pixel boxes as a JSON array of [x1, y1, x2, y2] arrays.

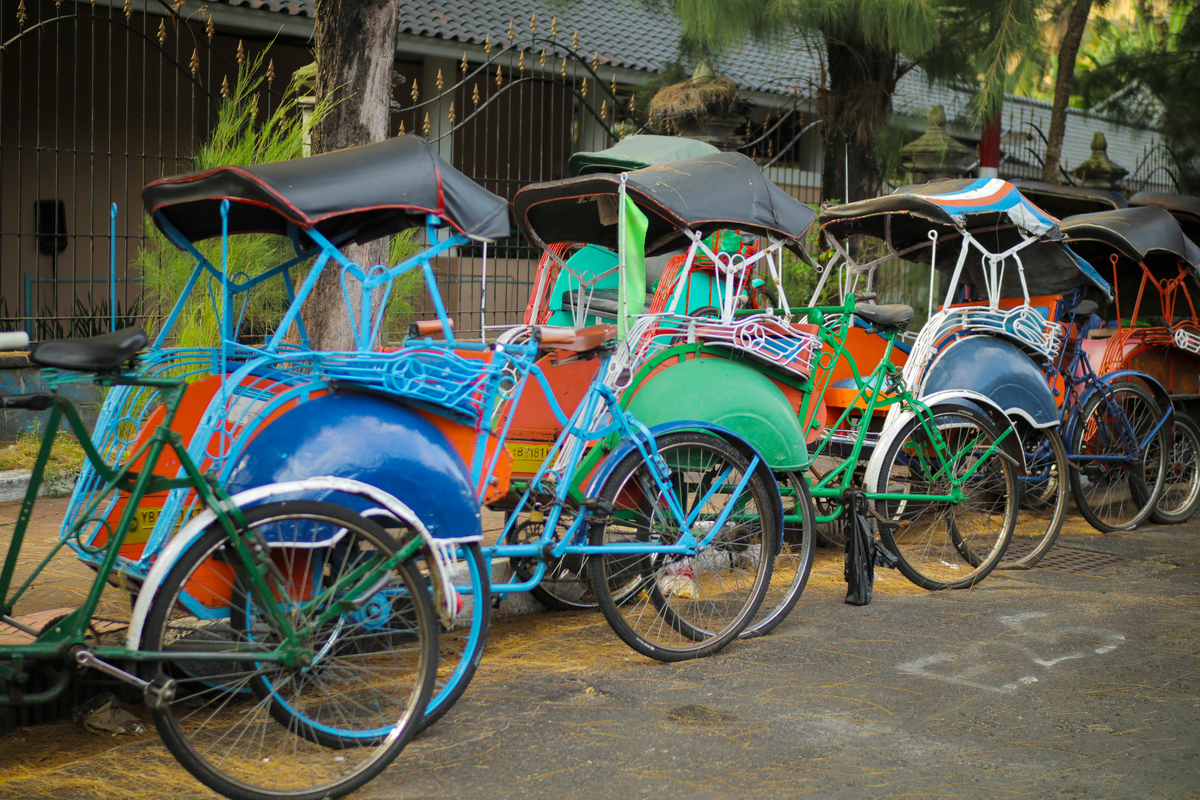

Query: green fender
[[623, 355, 809, 471]]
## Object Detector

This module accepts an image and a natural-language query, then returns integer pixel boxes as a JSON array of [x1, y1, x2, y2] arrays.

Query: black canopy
[[819, 178, 1062, 250], [1060, 207, 1200, 268], [1012, 180, 1127, 218], [1128, 191, 1200, 242], [513, 153, 816, 255], [143, 136, 512, 246], [1059, 207, 1200, 314]]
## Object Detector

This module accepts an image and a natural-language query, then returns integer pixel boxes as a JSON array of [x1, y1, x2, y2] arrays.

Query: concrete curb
[[0, 469, 77, 503]]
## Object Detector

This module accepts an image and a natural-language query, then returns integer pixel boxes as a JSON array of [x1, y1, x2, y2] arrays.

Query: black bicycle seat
[[1075, 300, 1098, 316], [854, 304, 914, 328], [30, 327, 149, 372]]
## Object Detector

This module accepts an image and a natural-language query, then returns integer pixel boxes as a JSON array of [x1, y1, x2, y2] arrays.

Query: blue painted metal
[[921, 335, 1060, 427], [1073, 369, 1176, 443], [224, 392, 482, 540], [586, 419, 784, 534]]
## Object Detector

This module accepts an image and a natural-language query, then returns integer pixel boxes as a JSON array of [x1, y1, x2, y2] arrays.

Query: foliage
[[137, 51, 425, 348], [1073, 0, 1200, 189], [0, 422, 87, 475]]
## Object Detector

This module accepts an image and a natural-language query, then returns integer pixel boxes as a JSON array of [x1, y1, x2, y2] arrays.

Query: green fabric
[[618, 190, 649, 340]]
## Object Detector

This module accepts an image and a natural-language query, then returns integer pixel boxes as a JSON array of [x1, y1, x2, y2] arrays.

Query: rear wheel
[[1150, 413, 1200, 525], [1069, 381, 1167, 532], [740, 471, 815, 638], [588, 432, 776, 661], [873, 405, 1019, 590], [143, 501, 437, 800], [1000, 425, 1068, 569]]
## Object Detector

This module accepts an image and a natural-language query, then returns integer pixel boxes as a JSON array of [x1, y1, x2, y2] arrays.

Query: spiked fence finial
[[551, 16, 558, 36], [473, 83, 480, 106], [540, 48, 547, 69], [124, 0, 131, 19], [572, 30, 578, 50], [448, 102, 456, 123], [237, 40, 245, 65], [411, 82, 419, 102], [190, 48, 200, 77], [267, 59, 275, 84], [399, 119, 406, 135], [496, 65, 504, 86], [436, 68, 444, 89], [592, 51, 599, 72], [581, 78, 587, 98], [206, 15, 214, 41], [519, 51, 525, 71], [158, 19, 167, 45], [221, 75, 230, 99], [423, 113, 431, 136], [530, 12, 536, 33], [508, 20, 514, 40], [16, 0, 26, 29], [485, 33, 491, 53], [462, 53, 468, 74]]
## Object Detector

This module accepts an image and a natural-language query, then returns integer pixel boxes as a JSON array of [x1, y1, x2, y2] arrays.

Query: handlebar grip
[[1, 393, 53, 410], [409, 318, 454, 337], [852, 291, 877, 301], [536, 326, 577, 344], [0, 331, 30, 351]]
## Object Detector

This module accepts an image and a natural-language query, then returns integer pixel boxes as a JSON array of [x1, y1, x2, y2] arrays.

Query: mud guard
[[224, 392, 482, 541], [587, 420, 784, 544], [623, 355, 809, 471], [920, 335, 1060, 428], [863, 391, 1028, 512], [1073, 369, 1175, 443], [125, 477, 457, 650]]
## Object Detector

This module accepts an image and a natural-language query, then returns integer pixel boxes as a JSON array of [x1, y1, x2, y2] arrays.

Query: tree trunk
[[818, 33, 900, 204], [1042, 0, 1092, 183], [304, 0, 399, 350]]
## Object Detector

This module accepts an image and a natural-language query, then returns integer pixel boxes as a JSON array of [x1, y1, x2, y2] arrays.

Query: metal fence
[[0, 4, 1187, 342]]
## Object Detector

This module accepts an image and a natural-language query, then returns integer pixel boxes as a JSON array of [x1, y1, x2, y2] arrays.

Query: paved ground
[[0, 503, 1197, 799]]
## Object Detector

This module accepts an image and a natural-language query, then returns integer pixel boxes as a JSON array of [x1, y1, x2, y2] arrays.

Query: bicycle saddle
[[853, 304, 914, 328], [539, 323, 617, 353], [30, 327, 148, 371]]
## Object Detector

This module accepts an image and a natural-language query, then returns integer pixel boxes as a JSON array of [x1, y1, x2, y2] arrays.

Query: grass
[[0, 428, 86, 475]]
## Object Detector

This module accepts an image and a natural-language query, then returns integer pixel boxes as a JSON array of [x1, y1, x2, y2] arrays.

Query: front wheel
[[1069, 381, 1167, 532], [1150, 413, 1200, 525], [1000, 424, 1068, 569], [588, 432, 777, 661], [872, 405, 1019, 590], [142, 501, 438, 800]]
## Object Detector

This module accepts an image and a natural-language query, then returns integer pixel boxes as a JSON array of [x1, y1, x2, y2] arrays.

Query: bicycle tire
[[143, 501, 437, 800], [508, 517, 598, 612], [1150, 413, 1200, 525], [999, 424, 1068, 569], [873, 405, 1019, 590], [740, 471, 815, 638], [587, 432, 776, 661], [1069, 381, 1167, 532], [419, 540, 490, 731]]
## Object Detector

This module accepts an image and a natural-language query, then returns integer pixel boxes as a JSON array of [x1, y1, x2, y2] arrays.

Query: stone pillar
[[899, 105, 974, 184]]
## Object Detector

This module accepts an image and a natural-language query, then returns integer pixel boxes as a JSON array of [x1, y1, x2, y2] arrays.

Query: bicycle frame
[[1, 370, 417, 707], [478, 343, 761, 594], [790, 297, 1016, 525]]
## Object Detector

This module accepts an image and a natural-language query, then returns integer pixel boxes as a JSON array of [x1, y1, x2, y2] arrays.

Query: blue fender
[[587, 420, 784, 539], [224, 392, 481, 540], [920, 335, 1059, 428], [1073, 369, 1175, 443]]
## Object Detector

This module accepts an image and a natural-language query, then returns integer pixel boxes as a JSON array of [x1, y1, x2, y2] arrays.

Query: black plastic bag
[[843, 493, 876, 606]]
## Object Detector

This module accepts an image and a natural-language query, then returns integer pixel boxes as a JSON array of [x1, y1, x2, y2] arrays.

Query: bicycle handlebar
[[0, 331, 30, 351]]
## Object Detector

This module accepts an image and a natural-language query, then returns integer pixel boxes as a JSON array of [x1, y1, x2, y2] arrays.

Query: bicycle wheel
[[509, 517, 596, 611], [420, 540, 489, 731], [1069, 381, 1167, 532], [142, 501, 437, 800], [587, 432, 776, 661], [873, 405, 1019, 590], [1150, 413, 1200, 525], [740, 471, 815, 638], [999, 424, 1068, 569]]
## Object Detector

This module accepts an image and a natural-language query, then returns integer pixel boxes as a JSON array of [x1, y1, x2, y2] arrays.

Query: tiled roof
[[215, 0, 821, 95], [222, 0, 313, 16]]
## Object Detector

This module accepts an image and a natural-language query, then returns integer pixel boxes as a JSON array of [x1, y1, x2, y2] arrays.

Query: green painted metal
[[623, 355, 809, 471]]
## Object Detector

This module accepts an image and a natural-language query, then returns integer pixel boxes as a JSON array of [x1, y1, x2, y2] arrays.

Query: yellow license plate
[[507, 442, 552, 473], [123, 506, 201, 545]]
